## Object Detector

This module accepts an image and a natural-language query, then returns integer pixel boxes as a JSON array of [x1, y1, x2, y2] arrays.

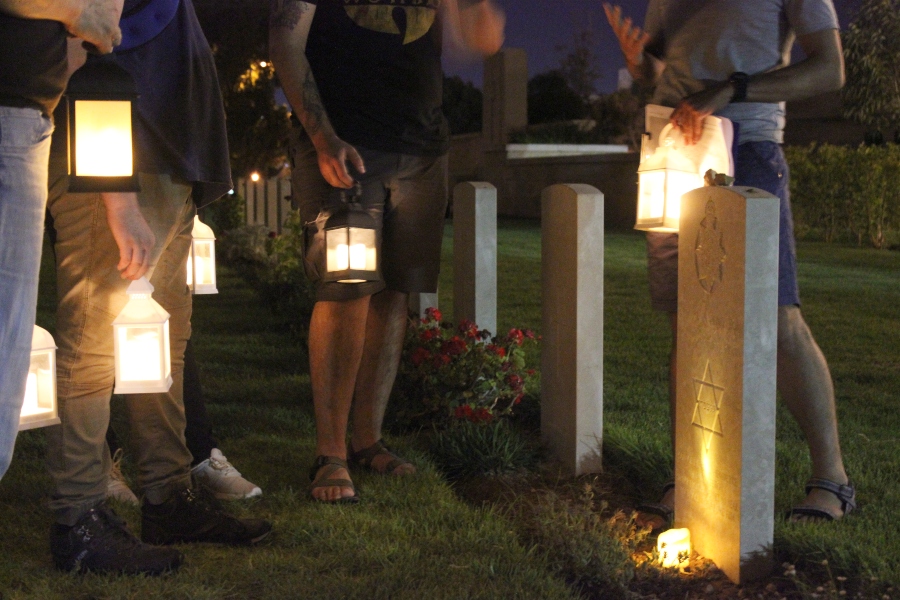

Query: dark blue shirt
[[115, 0, 231, 205]]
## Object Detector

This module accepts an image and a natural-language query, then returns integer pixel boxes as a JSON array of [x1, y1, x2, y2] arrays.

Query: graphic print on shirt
[[343, 0, 440, 44]]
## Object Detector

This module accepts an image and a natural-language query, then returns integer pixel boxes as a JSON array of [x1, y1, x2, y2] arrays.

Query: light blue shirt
[[645, 0, 839, 143]]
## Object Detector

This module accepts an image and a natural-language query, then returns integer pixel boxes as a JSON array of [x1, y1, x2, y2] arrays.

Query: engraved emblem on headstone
[[694, 199, 727, 293], [691, 360, 724, 450]]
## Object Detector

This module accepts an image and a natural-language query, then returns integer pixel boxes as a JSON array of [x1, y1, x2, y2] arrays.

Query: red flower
[[524, 329, 536, 340], [458, 320, 479, 339], [432, 353, 451, 368], [513, 394, 524, 405], [473, 407, 493, 422], [487, 344, 506, 357], [424, 307, 442, 322], [526, 369, 536, 376], [506, 374, 524, 391], [507, 328, 525, 345], [441, 336, 466, 356], [420, 328, 439, 342], [454, 405, 474, 419], [410, 347, 431, 367]]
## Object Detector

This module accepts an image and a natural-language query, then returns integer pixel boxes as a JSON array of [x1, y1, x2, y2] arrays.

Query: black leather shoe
[[141, 487, 272, 546], [51, 502, 183, 575]]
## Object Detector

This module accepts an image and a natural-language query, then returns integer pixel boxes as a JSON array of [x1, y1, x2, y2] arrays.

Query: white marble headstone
[[675, 185, 779, 584], [541, 184, 604, 475]]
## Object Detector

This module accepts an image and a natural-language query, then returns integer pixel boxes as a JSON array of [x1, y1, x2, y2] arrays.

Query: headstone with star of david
[[675, 185, 779, 584]]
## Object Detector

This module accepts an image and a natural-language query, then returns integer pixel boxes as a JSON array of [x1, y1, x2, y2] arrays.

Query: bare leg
[[637, 312, 677, 531], [777, 305, 849, 519], [308, 296, 370, 502], [349, 289, 416, 475]]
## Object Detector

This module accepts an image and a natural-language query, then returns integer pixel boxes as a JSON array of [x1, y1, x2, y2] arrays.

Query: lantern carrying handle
[[659, 123, 687, 150]]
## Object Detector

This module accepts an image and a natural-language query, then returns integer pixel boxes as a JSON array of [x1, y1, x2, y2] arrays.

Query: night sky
[[444, 0, 863, 92]]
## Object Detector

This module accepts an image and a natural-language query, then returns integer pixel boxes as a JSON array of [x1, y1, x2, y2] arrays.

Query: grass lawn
[[0, 221, 897, 597]]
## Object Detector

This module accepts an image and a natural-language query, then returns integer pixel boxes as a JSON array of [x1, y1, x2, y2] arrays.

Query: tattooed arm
[[269, 0, 364, 188]]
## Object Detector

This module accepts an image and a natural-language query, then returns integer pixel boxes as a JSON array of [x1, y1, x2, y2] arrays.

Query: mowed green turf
[[1, 221, 897, 597]]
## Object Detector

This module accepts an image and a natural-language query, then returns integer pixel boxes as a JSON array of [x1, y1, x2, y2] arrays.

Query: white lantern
[[635, 124, 704, 233], [65, 56, 140, 193], [19, 326, 60, 431], [187, 216, 218, 295], [112, 277, 172, 394], [658, 527, 691, 568], [323, 184, 379, 284]]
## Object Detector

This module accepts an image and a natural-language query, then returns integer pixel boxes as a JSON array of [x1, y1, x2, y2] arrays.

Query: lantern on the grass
[[658, 527, 691, 568], [635, 124, 704, 233], [113, 277, 172, 394], [187, 216, 218, 295], [19, 326, 60, 431], [65, 55, 139, 193], [323, 183, 379, 284]]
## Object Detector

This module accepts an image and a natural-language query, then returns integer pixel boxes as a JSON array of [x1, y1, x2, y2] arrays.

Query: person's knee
[[777, 305, 813, 355]]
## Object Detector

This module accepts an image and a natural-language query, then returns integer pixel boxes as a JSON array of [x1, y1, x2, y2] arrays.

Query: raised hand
[[603, 3, 650, 75]]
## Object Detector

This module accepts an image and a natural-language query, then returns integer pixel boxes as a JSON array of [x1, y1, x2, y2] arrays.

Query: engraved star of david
[[691, 360, 724, 450]]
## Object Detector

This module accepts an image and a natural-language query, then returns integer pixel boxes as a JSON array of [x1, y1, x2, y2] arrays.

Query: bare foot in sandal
[[310, 456, 359, 503], [350, 439, 416, 476]]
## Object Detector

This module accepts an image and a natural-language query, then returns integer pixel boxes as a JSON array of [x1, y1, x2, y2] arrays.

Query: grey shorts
[[647, 141, 801, 312], [288, 128, 448, 302]]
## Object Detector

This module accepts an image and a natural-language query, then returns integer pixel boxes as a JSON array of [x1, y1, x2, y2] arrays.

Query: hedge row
[[786, 143, 900, 248]]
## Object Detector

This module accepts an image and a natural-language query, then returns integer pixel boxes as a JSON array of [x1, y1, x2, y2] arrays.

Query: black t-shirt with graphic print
[[0, 14, 67, 117], [304, 0, 449, 156]]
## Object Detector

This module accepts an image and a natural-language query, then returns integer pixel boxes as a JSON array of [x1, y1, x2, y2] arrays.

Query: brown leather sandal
[[309, 456, 359, 504], [350, 440, 413, 475]]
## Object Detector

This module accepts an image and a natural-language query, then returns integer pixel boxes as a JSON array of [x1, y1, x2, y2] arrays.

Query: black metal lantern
[[65, 55, 140, 193], [323, 183, 379, 283]]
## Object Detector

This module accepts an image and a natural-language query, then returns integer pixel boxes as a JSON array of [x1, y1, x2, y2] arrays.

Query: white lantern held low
[[635, 124, 704, 233], [19, 325, 60, 431], [658, 527, 691, 568], [187, 215, 218, 294], [65, 55, 140, 193], [323, 183, 379, 284], [112, 277, 172, 394]]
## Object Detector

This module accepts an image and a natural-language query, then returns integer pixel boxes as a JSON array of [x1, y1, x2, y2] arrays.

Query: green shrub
[[217, 211, 316, 336], [429, 420, 538, 479], [199, 191, 246, 234], [786, 143, 900, 248], [389, 308, 538, 430]]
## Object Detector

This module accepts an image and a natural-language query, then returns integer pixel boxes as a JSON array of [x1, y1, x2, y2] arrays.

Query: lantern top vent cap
[[31, 325, 57, 352], [192, 215, 216, 240], [66, 55, 138, 99], [126, 277, 155, 297]]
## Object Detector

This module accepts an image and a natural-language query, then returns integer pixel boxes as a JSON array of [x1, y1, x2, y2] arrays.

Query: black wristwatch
[[728, 72, 749, 103]]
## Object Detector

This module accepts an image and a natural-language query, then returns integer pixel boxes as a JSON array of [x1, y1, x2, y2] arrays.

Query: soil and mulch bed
[[450, 468, 830, 600]]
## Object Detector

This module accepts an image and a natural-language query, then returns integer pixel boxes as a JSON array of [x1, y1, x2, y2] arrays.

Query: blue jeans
[[647, 141, 800, 312], [0, 106, 54, 479]]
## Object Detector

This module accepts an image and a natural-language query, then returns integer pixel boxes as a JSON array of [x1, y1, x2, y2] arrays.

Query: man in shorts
[[269, 0, 505, 502], [605, 0, 855, 524]]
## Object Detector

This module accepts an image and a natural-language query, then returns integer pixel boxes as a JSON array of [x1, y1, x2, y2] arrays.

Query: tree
[[556, 29, 602, 108], [194, 0, 291, 177], [527, 71, 587, 124], [842, 0, 900, 141], [443, 76, 483, 135]]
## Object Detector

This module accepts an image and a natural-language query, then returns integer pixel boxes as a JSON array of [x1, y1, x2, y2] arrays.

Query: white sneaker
[[191, 448, 262, 500], [106, 448, 140, 506]]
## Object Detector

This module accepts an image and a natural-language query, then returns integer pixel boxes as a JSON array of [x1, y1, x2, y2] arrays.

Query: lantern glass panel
[[348, 227, 377, 271], [637, 170, 667, 221], [74, 100, 133, 177], [22, 351, 55, 418], [326, 228, 350, 272], [117, 325, 164, 382], [664, 170, 703, 225]]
